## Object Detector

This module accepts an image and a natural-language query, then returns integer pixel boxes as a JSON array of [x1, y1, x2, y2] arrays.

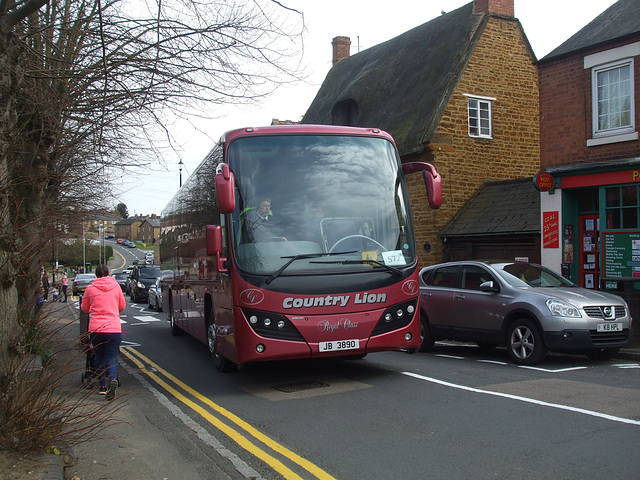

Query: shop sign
[[543, 211, 559, 248], [534, 172, 555, 191], [562, 169, 640, 189], [602, 231, 640, 278]]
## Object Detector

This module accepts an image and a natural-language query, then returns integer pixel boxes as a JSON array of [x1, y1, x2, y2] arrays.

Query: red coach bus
[[160, 125, 441, 371]]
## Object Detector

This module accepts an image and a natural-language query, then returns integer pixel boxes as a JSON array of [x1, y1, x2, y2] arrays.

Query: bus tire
[[168, 297, 182, 336], [207, 315, 235, 373]]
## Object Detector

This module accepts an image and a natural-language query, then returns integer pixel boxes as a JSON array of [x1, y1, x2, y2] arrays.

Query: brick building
[[538, 0, 640, 290], [303, 0, 540, 267], [139, 217, 160, 244], [114, 217, 143, 241]]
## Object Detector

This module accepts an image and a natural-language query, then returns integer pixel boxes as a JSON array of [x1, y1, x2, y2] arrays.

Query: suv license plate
[[597, 323, 622, 332], [319, 339, 359, 352]]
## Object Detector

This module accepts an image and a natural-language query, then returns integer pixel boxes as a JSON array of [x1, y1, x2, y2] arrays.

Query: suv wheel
[[507, 318, 546, 365], [418, 312, 435, 352]]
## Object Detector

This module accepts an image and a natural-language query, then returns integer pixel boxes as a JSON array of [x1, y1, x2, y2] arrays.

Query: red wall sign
[[543, 211, 560, 248]]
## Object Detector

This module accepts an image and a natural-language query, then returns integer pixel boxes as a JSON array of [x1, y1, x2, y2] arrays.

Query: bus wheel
[[207, 319, 235, 373], [169, 297, 182, 336]]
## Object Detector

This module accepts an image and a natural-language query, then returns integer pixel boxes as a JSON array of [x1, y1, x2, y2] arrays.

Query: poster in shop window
[[602, 230, 640, 278], [542, 211, 559, 248]]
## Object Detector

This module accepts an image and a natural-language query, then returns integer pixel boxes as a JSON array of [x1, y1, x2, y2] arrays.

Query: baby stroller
[[79, 305, 121, 388]]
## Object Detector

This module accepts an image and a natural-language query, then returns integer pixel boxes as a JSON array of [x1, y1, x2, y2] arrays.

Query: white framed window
[[465, 94, 493, 138], [592, 59, 634, 138]]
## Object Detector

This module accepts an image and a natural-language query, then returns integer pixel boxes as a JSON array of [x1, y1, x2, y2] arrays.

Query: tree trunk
[[0, 32, 23, 379]]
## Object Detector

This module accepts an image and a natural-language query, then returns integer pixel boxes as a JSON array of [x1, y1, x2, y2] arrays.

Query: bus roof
[[220, 124, 396, 145]]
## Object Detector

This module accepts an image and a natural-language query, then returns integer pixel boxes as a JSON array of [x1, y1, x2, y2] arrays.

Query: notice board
[[602, 230, 640, 278]]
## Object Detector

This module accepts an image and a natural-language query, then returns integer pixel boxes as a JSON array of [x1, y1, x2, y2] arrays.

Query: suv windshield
[[138, 267, 161, 279], [228, 134, 416, 276], [491, 262, 575, 288]]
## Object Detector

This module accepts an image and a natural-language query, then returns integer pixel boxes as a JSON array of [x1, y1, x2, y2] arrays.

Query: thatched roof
[[302, 2, 488, 156]]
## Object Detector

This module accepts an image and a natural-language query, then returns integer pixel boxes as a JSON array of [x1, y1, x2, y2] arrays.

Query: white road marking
[[402, 371, 640, 426], [519, 366, 588, 373], [133, 315, 161, 322]]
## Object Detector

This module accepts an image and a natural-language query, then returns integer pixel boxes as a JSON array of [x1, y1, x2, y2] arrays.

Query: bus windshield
[[228, 134, 416, 275]]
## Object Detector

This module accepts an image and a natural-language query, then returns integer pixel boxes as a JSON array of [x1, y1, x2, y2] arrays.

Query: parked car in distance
[[147, 277, 162, 311], [117, 238, 123, 244], [105, 234, 115, 239], [129, 264, 162, 303], [72, 273, 97, 296], [418, 260, 633, 365], [111, 271, 129, 292]]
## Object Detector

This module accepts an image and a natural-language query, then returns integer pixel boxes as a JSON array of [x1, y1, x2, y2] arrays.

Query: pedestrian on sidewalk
[[42, 272, 50, 301], [61, 272, 68, 302], [81, 264, 126, 401]]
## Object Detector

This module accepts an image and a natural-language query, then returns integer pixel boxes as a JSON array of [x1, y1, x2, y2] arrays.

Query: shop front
[[540, 162, 640, 343]]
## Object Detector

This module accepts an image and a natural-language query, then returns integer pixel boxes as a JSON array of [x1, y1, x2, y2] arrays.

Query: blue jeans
[[90, 332, 121, 387]]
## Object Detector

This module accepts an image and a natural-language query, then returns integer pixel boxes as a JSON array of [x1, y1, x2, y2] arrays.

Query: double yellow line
[[121, 347, 337, 480]]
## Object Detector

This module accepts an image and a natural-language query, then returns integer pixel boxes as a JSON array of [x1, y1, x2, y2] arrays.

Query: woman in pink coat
[[81, 264, 126, 400]]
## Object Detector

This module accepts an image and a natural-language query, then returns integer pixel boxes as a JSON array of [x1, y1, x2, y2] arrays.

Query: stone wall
[[408, 16, 540, 268]]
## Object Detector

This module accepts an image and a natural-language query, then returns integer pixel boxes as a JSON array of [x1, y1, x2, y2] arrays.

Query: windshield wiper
[[309, 259, 404, 276], [265, 251, 356, 284]]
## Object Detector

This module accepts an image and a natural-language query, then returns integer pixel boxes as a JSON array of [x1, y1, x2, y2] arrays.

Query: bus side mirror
[[206, 225, 228, 273], [215, 163, 236, 213], [402, 162, 442, 209]]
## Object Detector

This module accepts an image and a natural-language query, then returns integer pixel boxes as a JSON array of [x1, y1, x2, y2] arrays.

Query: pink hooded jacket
[[81, 276, 126, 333]]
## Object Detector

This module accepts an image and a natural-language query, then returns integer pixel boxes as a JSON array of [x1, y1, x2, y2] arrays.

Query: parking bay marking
[[402, 371, 640, 426]]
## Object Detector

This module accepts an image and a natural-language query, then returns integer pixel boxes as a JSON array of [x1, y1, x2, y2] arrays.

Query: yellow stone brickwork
[[408, 16, 540, 268]]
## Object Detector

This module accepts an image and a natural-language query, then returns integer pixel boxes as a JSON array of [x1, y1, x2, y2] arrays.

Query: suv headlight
[[546, 298, 581, 318], [137, 281, 144, 289]]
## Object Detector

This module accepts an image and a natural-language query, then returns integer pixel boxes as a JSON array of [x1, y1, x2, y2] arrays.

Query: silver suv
[[419, 260, 633, 365]]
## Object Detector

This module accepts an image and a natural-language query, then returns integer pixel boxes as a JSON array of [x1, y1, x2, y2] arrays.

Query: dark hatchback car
[[111, 272, 129, 292], [418, 260, 633, 365], [72, 273, 97, 296], [129, 265, 162, 303]]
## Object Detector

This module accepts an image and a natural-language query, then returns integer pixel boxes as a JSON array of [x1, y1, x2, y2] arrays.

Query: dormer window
[[465, 94, 494, 138], [331, 99, 359, 126]]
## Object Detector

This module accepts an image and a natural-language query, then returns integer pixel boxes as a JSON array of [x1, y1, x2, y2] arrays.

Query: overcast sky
[[116, 0, 618, 216]]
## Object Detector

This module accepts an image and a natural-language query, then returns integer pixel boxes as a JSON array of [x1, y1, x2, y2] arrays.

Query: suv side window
[[428, 266, 458, 288], [461, 265, 494, 291]]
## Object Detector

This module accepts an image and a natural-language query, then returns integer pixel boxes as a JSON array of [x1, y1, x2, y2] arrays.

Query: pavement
[[30, 300, 640, 480]]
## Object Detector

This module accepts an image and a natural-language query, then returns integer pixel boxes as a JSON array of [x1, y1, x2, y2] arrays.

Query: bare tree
[[0, 0, 303, 380]]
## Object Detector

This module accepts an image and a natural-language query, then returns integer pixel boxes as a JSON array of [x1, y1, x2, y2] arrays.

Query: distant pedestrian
[[81, 264, 125, 400], [42, 272, 50, 301], [35, 289, 44, 314], [61, 272, 68, 302]]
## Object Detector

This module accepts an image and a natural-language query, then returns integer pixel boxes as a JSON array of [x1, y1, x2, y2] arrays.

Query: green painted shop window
[[606, 185, 640, 229]]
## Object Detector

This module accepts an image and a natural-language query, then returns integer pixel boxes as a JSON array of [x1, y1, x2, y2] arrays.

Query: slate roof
[[541, 0, 640, 61], [140, 218, 161, 228], [440, 178, 540, 237], [302, 2, 489, 157]]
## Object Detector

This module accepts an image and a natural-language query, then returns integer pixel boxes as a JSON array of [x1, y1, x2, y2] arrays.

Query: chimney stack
[[474, 0, 514, 17], [332, 36, 351, 65]]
